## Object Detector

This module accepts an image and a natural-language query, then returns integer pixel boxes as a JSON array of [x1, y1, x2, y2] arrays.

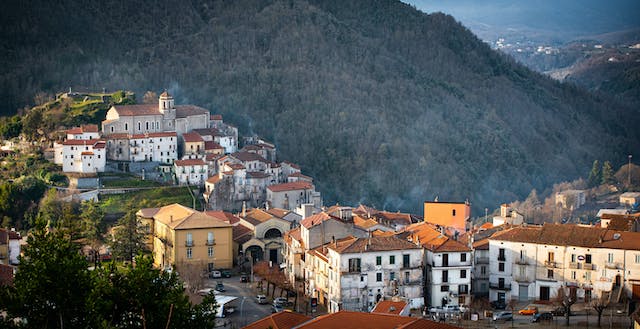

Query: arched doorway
[[246, 245, 264, 263], [615, 274, 622, 287]]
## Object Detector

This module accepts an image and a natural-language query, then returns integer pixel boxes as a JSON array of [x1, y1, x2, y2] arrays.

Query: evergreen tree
[[110, 210, 148, 262], [81, 200, 106, 267], [601, 161, 614, 185], [588, 160, 601, 187]]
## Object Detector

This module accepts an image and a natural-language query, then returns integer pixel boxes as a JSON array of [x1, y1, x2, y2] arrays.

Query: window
[[585, 254, 592, 264], [442, 253, 449, 267], [547, 269, 554, 279], [548, 251, 554, 262], [608, 253, 614, 263], [636, 254, 640, 264], [461, 253, 467, 262], [208, 247, 214, 257], [376, 256, 382, 266], [442, 270, 448, 282], [208, 232, 214, 245], [110, 126, 114, 133], [389, 255, 395, 264], [498, 262, 505, 272], [585, 271, 591, 281], [460, 269, 467, 279], [571, 271, 576, 280], [348, 258, 361, 272], [403, 254, 410, 268], [441, 285, 449, 292], [571, 254, 576, 262], [498, 248, 505, 261], [186, 248, 192, 259], [138, 122, 141, 131], [390, 272, 395, 281], [498, 277, 505, 288], [404, 271, 410, 284], [452, 209, 456, 216], [585, 290, 592, 302], [125, 123, 128, 131], [186, 233, 193, 246], [360, 275, 365, 282], [480, 266, 487, 275], [376, 273, 382, 282]]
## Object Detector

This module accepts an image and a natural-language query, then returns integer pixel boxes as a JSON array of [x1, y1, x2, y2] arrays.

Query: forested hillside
[[1, 0, 638, 214]]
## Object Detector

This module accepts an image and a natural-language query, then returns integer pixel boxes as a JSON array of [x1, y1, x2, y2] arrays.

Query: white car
[[493, 311, 513, 321], [256, 295, 267, 304]]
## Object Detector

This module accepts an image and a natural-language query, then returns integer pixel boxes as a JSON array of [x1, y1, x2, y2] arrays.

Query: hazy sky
[[403, 0, 640, 42]]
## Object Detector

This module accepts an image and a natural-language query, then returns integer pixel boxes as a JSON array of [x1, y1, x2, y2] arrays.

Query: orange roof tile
[[243, 310, 311, 329], [293, 311, 460, 329], [300, 212, 335, 229], [328, 235, 420, 254], [182, 132, 204, 143], [174, 159, 206, 166], [267, 181, 312, 192], [371, 300, 408, 315]]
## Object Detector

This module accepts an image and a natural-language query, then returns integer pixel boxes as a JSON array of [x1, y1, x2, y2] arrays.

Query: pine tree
[[601, 161, 614, 185], [110, 210, 148, 262], [588, 160, 601, 187]]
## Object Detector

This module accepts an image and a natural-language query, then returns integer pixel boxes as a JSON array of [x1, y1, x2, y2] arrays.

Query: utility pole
[[629, 155, 633, 188]]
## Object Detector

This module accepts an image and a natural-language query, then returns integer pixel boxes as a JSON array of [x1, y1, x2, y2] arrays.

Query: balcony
[[0, 253, 5, 259], [605, 262, 622, 270], [474, 272, 489, 279], [490, 283, 511, 290], [206, 239, 215, 246], [544, 260, 558, 268], [185, 240, 194, 247], [515, 258, 529, 265], [514, 275, 532, 283], [476, 257, 490, 264], [498, 255, 506, 261], [569, 262, 581, 269], [584, 263, 597, 271]]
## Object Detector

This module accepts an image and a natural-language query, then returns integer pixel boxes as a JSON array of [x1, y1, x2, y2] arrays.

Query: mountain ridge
[[1, 0, 638, 214]]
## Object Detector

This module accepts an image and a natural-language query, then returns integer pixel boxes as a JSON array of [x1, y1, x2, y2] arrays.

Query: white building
[[106, 132, 178, 164], [267, 181, 321, 210], [492, 204, 524, 226], [404, 222, 472, 307], [309, 235, 423, 313], [555, 190, 586, 210], [59, 139, 107, 173], [620, 192, 640, 207], [489, 223, 640, 304], [174, 159, 208, 186]]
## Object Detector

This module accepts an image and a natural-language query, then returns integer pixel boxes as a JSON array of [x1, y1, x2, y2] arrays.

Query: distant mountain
[[1, 0, 638, 214]]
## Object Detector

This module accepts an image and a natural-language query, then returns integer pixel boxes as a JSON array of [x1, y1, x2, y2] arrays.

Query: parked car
[[240, 274, 249, 283], [518, 305, 538, 315], [490, 300, 506, 310], [221, 270, 232, 278], [493, 311, 513, 321], [428, 305, 460, 313], [209, 270, 222, 279], [271, 304, 283, 313], [215, 282, 225, 292], [532, 312, 553, 322], [256, 295, 267, 304], [273, 297, 291, 307]]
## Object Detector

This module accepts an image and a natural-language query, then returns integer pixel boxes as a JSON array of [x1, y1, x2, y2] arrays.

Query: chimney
[[170, 215, 173, 222], [332, 236, 336, 248], [242, 201, 247, 217]]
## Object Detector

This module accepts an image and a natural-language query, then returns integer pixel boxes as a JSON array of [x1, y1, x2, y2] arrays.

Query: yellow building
[[140, 203, 233, 273]]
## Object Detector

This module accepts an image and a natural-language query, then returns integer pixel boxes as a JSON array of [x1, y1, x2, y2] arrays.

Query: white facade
[[60, 140, 106, 173], [128, 132, 178, 164], [426, 249, 472, 307], [174, 159, 208, 186], [267, 182, 321, 210]]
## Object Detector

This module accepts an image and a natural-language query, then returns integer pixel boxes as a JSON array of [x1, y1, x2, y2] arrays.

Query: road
[[203, 276, 272, 327]]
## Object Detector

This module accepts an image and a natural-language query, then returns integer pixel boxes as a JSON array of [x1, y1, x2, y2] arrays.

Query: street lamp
[[240, 296, 247, 327]]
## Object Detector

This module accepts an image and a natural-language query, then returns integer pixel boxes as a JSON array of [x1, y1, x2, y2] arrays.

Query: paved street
[[203, 276, 272, 327]]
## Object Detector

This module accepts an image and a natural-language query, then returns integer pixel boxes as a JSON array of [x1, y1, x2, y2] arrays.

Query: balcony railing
[[206, 239, 215, 246], [476, 257, 490, 264], [185, 240, 194, 247], [514, 275, 532, 283], [498, 255, 506, 261], [489, 283, 511, 290], [605, 262, 622, 270], [0, 253, 6, 259], [544, 260, 558, 268], [584, 263, 597, 271], [515, 258, 529, 265], [569, 262, 581, 269], [474, 272, 489, 279]]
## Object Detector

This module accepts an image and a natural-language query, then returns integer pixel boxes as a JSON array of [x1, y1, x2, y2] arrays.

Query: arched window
[[264, 228, 282, 239], [137, 122, 141, 131], [146, 122, 149, 130], [124, 123, 128, 131]]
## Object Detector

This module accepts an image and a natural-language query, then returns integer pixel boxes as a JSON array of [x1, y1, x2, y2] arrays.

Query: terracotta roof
[[242, 208, 278, 226], [371, 300, 408, 315], [328, 235, 420, 254], [293, 311, 459, 329], [62, 139, 99, 146], [229, 163, 245, 170], [137, 207, 161, 218], [353, 215, 379, 229], [182, 132, 204, 143], [175, 105, 209, 118], [204, 210, 241, 225], [210, 114, 222, 120], [403, 222, 471, 252], [267, 181, 313, 193], [206, 176, 222, 184], [285, 227, 303, 245], [174, 159, 206, 166], [300, 212, 335, 229], [231, 151, 268, 163], [266, 208, 289, 219], [113, 104, 160, 116], [233, 224, 253, 244], [205, 141, 223, 150], [131, 132, 177, 138], [282, 161, 300, 169], [67, 124, 99, 134], [152, 203, 231, 230], [605, 217, 635, 231], [93, 141, 106, 149], [243, 310, 311, 329], [193, 128, 220, 137], [472, 238, 490, 250], [479, 222, 494, 230], [490, 223, 640, 250], [288, 172, 312, 180], [376, 211, 413, 226], [80, 151, 94, 156]]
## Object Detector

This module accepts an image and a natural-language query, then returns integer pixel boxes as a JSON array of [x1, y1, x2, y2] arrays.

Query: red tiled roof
[[67, 124, 99, 134], [174, 159, 206, 166], [131, 132, 177, 139], [93, 141, 106, 149], [193, 128, 220, 137], [243, 310, 311, 329], [293, 311, 460, 329], [137, 207, 161, 218], [206, 176, 222, 184], [182, 132, 204, 143], [62, 139, 95, 145], [328, 235, 421, 254], [231, 151, 268, 163], [300, 212, 335, 229], [205, 210, 241, 225], [282, 161, 300, 169], [175, 105, 209, 118], [247, 172, 270, 179], [371, 300, 408, 315], [267, 181, 312, 192], [205, 141, 223, 150], [210, 114, 223, 120], [81, 151, 94, 156], [233, 224, 253, 244], [113, 104, 159, 116]]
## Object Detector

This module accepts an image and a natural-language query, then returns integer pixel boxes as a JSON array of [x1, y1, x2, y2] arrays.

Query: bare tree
[[143, 91, 158, 104], [507, 298, 518, 327], [177, 261, 207, 299], [590, 296, 609, 327], [554, 286, 577, 326]]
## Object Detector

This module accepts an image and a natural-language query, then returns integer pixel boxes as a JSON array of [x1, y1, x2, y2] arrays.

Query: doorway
[[540, 286, 550, 301]]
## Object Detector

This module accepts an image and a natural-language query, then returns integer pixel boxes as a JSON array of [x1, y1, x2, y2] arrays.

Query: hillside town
[[1, 91, 640, 329]]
